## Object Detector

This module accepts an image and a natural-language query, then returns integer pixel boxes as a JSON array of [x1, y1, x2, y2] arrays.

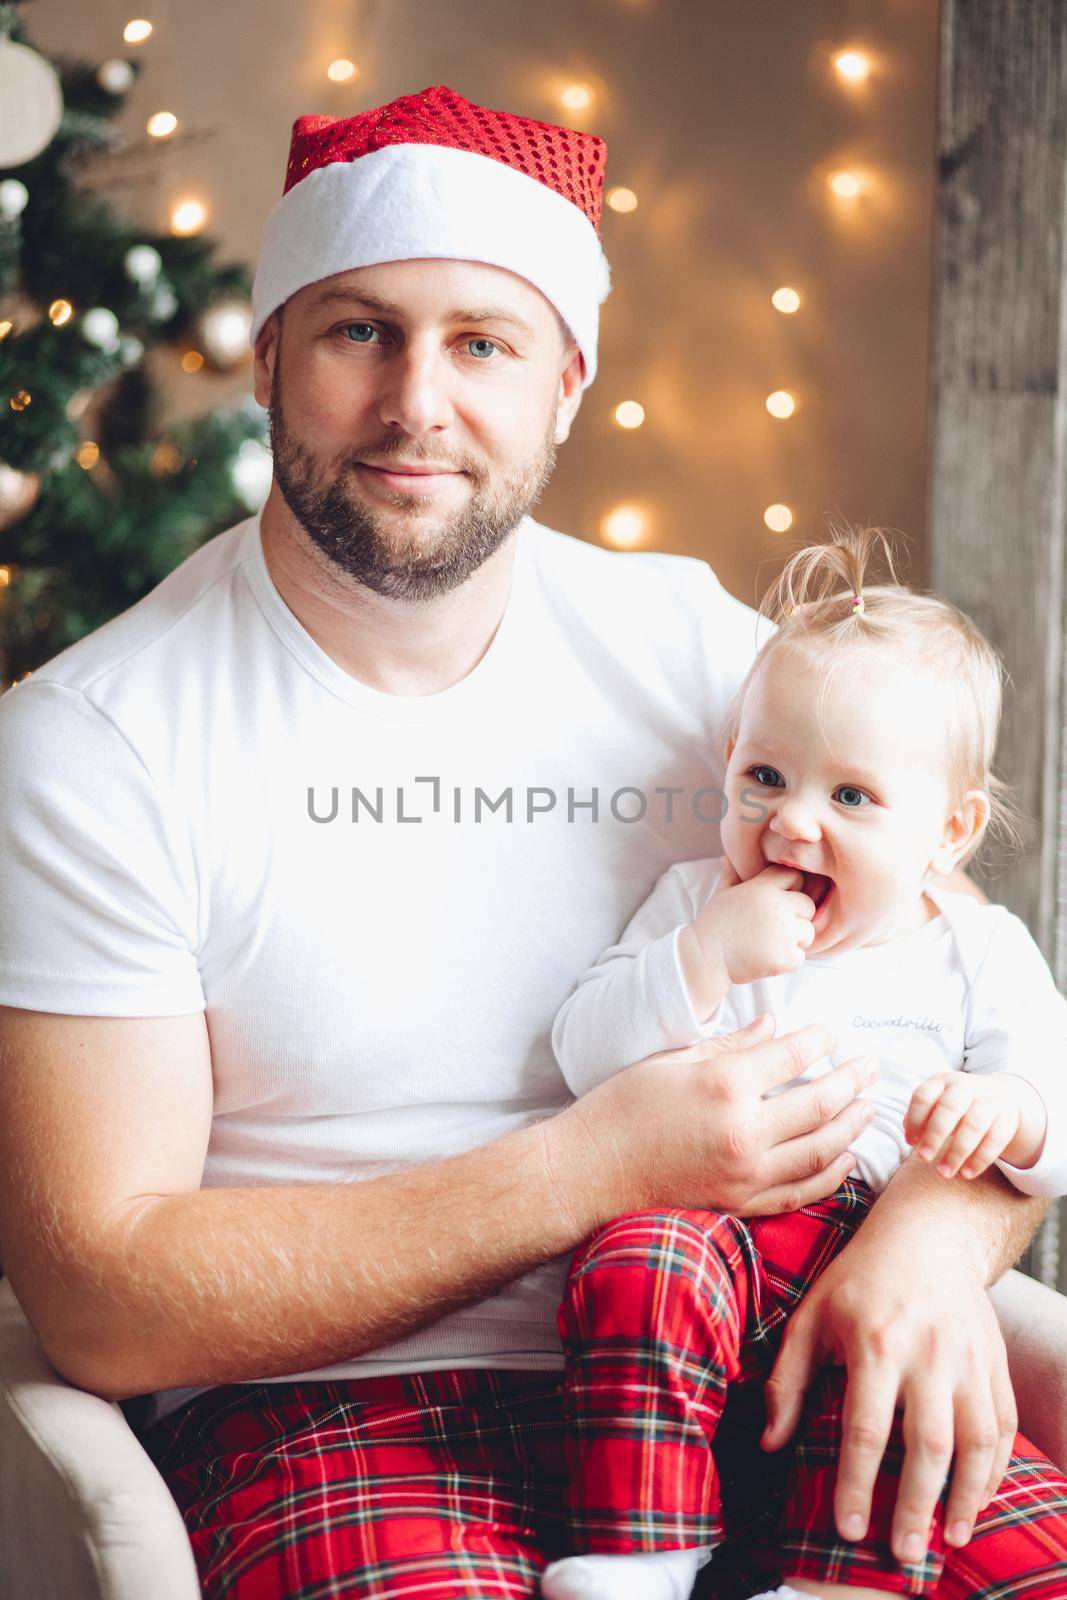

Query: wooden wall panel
[[929, 0, 1067, 1287]]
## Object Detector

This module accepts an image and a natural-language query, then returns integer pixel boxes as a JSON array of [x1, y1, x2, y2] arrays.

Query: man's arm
[[0, 1006, 876, 1403], [0, 1006, 603, 1402], [763, 1150, 1046, 1569]]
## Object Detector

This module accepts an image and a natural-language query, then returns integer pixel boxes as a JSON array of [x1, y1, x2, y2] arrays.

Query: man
[[0, 86, 1054, 1600]]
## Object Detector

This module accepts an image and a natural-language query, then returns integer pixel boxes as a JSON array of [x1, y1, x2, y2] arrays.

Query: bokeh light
[[614, 401, 646, 430], [123, 19, 153, 44], [561, 84, 593, 111], [147, 111, 178, 139], [764, 503, 794, 533], [771, 287, 801, 314], [170, 198, 208, 235], [834, 50, 871, 83], [327, 59, 360, 83], [601, 505, 648, 547], [765, 390, 796, 419], [48, 299, 74, 326], [607, 186, 638, 214], [829, 170, 863, 199]]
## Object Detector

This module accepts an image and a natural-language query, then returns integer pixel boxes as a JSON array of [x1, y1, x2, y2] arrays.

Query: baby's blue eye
[[835, 785, 870, 808], [467, 338, 499, 359], [750, 765, 784, 788], [343, 323, 378, 343]]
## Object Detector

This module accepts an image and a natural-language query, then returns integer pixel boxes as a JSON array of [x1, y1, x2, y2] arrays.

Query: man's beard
[[267, 363, 558, 602]]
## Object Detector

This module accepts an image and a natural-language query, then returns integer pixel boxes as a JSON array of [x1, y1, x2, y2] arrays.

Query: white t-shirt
[[553, 856, 1067, 1198], [0, 511, 772, 1424]]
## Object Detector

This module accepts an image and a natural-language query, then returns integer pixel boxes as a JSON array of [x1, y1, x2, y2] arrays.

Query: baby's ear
[[934, 789, 991, 873]]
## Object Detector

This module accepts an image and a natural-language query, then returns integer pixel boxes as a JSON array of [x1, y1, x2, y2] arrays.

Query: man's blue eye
[[835, 786, 870, 808], [750, 765, 783, 788], [343, 324, 377, 343], [467, 338, 499, 359]]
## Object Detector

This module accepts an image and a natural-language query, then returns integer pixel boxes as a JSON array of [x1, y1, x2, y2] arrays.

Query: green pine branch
[[0, 15, 268, 685]]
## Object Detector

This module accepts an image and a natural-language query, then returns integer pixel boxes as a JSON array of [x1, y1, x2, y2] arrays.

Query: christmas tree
[[0, 3, 271, 686]]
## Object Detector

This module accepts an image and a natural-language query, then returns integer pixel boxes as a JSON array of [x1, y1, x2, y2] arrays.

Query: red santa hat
[[250, 85, 612, 385]]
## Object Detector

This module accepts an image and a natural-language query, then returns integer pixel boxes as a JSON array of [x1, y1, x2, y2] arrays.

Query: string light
[[601, 505, 648, 548], [170, 198, 208, 235], [607, 186, 638, 213], [614, 400, 645, 429], [147, 111, 178, 139], [834, 50, 871, 83], [10, 38, 870, 654], [764, 504, 794, 533], [765, 390, 796, 419], [829, 171, 863, 199], [150, 441, 183, 476]]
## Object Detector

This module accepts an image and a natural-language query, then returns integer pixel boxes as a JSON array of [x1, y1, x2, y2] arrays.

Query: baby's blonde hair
[[722, 523, 1025, 870]]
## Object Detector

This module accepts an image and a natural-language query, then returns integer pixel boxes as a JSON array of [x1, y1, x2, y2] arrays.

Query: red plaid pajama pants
[[138, 1179, 1067, 1598]]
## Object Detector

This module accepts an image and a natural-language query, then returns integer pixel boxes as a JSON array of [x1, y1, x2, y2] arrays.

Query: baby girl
[[541, 527, 1067, 1600]]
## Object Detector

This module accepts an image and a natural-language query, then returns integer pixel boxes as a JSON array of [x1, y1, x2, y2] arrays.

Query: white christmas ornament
[[231, 439, 273, 509], [149, 282, 179, 321], [81, 307, 121, 353], [124, 244, 162, 284], [0, 462, 40, 530], [200, 299, 252, 369], [0, 178, 29, 221], [97, 59, 135, 96], [0, 40, 64, 167]]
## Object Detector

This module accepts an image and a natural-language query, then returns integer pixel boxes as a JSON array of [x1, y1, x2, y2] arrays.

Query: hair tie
[[850, 592, 865, 616]]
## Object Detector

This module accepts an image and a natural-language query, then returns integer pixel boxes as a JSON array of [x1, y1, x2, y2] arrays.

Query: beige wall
[[32, 0, 937, 603]]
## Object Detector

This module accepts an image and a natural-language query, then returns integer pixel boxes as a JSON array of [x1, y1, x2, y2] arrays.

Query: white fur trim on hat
[[250, 142, 611, 385]]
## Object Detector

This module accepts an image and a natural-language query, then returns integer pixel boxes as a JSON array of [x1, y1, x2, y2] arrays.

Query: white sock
[[541, 1546, 711, 1600]]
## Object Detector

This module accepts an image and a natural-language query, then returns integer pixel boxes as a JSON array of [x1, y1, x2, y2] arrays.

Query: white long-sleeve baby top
[[552, 856, 1067, 1197]]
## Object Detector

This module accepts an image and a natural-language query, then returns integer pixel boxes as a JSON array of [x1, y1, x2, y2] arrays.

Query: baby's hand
[[904, 1072, 1047, 1179], [678, 856, 817, 1021], [699, 857, 817, 986]]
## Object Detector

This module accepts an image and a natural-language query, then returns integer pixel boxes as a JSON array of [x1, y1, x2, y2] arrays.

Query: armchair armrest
[[989, 1266, 1067, 1472], [0, 1277, 199, 1600]]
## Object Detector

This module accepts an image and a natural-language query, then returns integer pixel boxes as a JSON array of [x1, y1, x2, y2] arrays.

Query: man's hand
[[761, 1155, 1020, 1564], [557, 1013, 877, 1219], [678, 858, 817, 1020], [904, 1071, 1047, 1178]]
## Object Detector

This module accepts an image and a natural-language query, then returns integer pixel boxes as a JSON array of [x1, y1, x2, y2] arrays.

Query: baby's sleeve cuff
[[667, 925, 727, 1039]]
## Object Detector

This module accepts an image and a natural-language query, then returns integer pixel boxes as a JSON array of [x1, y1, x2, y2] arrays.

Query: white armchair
[[2, 1270, 1065, 1600]]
